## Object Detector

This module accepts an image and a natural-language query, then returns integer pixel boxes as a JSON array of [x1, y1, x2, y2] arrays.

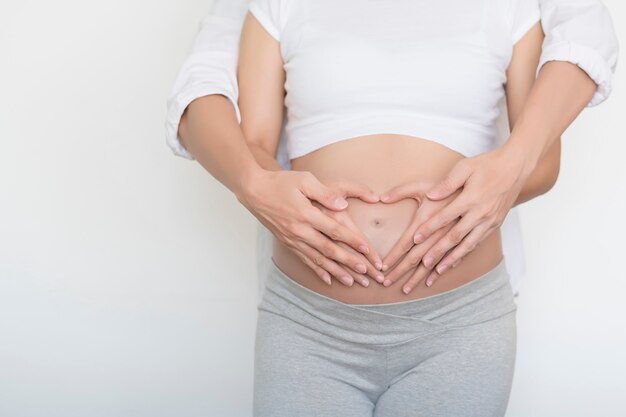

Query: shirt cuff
[[537, 40, 614, 107]]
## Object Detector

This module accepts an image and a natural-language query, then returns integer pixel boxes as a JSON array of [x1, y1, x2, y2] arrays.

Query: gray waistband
[[260, 256, 515, 345]]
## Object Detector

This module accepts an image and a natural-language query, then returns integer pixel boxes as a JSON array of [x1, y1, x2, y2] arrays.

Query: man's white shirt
[[165, 0, 618, 301]]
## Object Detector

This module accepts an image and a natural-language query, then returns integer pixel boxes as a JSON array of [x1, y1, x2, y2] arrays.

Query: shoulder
[[247, 0, 294, 41], [504, 0, 542, 44]]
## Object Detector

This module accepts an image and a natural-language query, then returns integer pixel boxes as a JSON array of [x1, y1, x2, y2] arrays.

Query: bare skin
[[179, 17, 597, 296], [392, 59, 597, 289], [238, 14, 562, 303], [179, 91, 386, 286]]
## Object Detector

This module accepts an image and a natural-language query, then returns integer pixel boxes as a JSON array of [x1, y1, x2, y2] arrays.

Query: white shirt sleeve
[[165, 0, 250, 160], [538, 0, 619, 107]]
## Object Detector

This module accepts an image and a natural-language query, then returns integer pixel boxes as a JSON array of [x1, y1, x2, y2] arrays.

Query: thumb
[[334, 179, 380, 203], [300, 177, 349, 211], [427, 163, 470, 200], [380, 180, 432, 204]]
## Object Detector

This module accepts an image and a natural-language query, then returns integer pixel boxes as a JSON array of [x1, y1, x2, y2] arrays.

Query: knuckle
[[430, 248, 442, 260], [465, 240, 477, 252], [287, 221, 304, 237], [289, 212, 308, 229], [481, 206, 495, 220], [328, 226, 341, 241], [313, 255, 325, 266], [301, 171, 316, 182], [321, 242, 336, 258], [299, 209, 314, 222], [401, 238, 414, 252], [318, 241, 330, 257], [448, 229, 463, 244]]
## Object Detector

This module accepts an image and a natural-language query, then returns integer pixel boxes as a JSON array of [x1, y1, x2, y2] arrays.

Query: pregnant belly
[[272, 134, 503, 304]]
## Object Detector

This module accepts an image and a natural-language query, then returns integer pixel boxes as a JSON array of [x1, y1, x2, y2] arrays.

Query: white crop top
[[247, 0, 541, 160]]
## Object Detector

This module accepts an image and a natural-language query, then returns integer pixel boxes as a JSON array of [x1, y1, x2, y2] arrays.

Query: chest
[[280, 0, 513, 117]]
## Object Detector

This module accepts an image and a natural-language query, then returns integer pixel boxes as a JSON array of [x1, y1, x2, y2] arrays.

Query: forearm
[[246, 144, 283, 173], [512, 137, 561, 207], [178, 94, 268, 197], [504, 60, 596, 177]]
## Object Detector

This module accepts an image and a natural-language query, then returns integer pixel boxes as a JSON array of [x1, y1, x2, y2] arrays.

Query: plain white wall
[[0, 1, 624, 416]]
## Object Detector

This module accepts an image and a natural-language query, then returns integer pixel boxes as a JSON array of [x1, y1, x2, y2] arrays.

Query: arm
[[166, 1, 248, 159], [166, 1, 385, 283], [538, 0, 619, 107], [411, 21, 598, 276], [237, 12, 286, 173], [506, 23, 562, 207], [236, 11, 385, 285], [501, 0, 618, 196], [503, 60, 598, 198], [224, 10, 388, 284], [178, 94, 262, 198], [378, 22, 553, 286]]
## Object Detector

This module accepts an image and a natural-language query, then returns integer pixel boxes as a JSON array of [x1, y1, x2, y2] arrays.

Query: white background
[[1, 1, 624, 416]]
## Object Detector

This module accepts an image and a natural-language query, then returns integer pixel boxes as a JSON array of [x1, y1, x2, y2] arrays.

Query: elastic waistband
[[260, 257, 515, 345]]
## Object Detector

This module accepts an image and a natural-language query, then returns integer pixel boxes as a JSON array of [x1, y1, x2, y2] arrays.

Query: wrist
[[235, 162, 268, 203], [500, 139, 539, 181]]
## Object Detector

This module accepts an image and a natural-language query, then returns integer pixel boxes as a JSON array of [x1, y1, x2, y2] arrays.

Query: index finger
[[306, 207, 383, 269], [330, 179, 380, 204], [380, 223, 416, 272], [413, 197, 467, 244]]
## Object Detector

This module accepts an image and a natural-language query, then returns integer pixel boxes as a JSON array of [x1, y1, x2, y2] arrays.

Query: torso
[[266, 0, 525, 303], [272, 134, 503, 304]]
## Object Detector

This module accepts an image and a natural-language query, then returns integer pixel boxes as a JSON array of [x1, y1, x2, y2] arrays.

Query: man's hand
[[236, 170, 384, 286], [379, 180, 462, 293], [407, 146, 531, 283]]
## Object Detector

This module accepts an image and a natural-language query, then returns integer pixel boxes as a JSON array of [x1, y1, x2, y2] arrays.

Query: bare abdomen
[[272, 134, 503, 304]]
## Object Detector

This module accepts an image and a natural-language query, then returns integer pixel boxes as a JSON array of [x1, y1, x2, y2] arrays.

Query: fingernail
[[414, 233, 425, 244], [437, 264, 449, 274], [362, 278, 370, 287], [343, 276, 354, 286], [375, 261, 382, 270], [403, 286, 411, 294], [335, 198, 348, 209], [427, 189, 441, 199], [383, 279, 392, 287], [382, 263, 389, 272], [355, 263, 367, 274], [381, 194, 390, 201], [376, 273, 385, 283], [323, 274, 331, 285], [426, 278, 434, 287], [423, 256, 434, 268], [358, 245, 370, 254]]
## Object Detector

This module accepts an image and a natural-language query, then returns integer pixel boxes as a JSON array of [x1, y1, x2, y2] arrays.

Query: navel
[[371, 218, 385, 228]]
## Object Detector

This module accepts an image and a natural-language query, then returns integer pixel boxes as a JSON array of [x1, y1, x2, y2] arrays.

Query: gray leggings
[[253, 257, 518, 417]]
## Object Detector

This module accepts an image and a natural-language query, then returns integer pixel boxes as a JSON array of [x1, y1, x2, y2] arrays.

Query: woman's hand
[[236, 169, 384, 286], [310, 193, 386, 287], [406, 146, 531, 282], [378, 180, 462, 293]]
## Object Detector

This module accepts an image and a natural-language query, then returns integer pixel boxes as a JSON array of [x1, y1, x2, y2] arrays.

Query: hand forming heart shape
[[313, 178, 463, 292]]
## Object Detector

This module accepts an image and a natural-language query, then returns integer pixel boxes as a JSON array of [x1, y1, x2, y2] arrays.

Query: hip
[[260, 254, 517, 346]]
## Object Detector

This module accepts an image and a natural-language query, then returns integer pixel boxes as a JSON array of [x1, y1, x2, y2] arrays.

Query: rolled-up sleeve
[[538, 0, 619, 107], [165, 1, 248, 160]]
